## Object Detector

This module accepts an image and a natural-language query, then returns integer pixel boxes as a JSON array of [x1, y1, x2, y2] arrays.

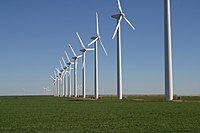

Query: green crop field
[[0, 96, 200, 133]]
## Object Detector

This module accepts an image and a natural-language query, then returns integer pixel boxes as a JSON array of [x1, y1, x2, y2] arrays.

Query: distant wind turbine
[[59, 59, 66, 97], [61, 56, 69, 97], [69, 44, 82, 97], [88, 12, 108, 99], [65, 50, 74, 97], [111, 0, 135, 100], [76, 32, 94, 99], [50, 71, 57, 96], [56, 68, 63, 97]]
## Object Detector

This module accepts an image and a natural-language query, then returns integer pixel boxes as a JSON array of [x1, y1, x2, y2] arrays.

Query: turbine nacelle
[[72, 57, 78, 60], [80, 49, 86, 52], [112, 14, 122, 19], [91, 36, 98, 40]]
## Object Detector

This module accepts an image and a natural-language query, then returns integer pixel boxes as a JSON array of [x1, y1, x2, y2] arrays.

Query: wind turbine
[[56, 67, 63, 97], [164, 0, 173, 100], [69, 44, 82, 97], [76, 32, 94, 99], [50, 71, 57, 96], [61, 56, 69, 97], [59, 58, 69, 97], [88, 12, 108, 100], [111, 0, 135, 100], [59, 60, 65, 97], [65, 50, 74, 97], [88, 12, 108, 99], [43, 87, 50, 95]]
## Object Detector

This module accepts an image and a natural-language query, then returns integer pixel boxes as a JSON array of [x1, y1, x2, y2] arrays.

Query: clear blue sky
[[0, 0, 199, 95]]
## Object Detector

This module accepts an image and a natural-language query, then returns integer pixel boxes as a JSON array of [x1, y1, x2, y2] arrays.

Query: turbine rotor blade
[[65, 51, 71, 62], [69, 44, 77, 57], [99, 38, 108, 56], [96, 12, 99, 35], [86, 48, 95, 51], [62, 56, 67, 67], [77, 55, 83, 58], [112, 16, 122, 39], [123, 16, 135, 30], [118, 0, 123, 13], [76, 32, 86, 49], [59, 60, 63, 69], [50, 76, 55, 80], [55, 68, 60, 73], [88, 37, 98, 46], [54, 71, 57, 77]]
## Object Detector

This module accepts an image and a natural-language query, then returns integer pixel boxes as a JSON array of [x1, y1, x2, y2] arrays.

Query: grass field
[[0, 96, 200, 133]]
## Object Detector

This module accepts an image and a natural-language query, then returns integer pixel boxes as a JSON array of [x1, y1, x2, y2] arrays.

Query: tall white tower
[[164, 0, 173, 100]]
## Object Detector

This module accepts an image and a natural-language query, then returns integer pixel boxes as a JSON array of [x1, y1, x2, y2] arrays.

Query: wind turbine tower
[[112, 0, 135, 99], [88, 12, 108, 99], [164, 0, 173, 100], [65, 51, 74, 97], [69, 44, 82, 97], [76, 32, 94, 99]]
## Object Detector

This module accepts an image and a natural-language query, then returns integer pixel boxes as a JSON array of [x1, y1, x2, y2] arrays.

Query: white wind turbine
[[76, 32, 94, 99], [56, 67, 63, 97], [65, 50, 74, 97], [69, 44, 83, 97], [164, 0, 173, 100], [59, 60, 65, 97], [88, 12, 108, 99], [61, 56, 69, 97], [112, 0, 135, 100], [50, 71, 57, 96]]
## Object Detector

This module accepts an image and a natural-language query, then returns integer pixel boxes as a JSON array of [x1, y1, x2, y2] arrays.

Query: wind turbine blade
[[54, 71, 57, 77], [55, 68, 60, 73], [77, 55, 83, 58], [62, 56, 67, 67], [112, 16, 122, 39], [65, 51, 71, 62], [59, 60, 63, 69], [99, 38, 108, 56], [118, 0, 123, 13], [86, 48, 95, 51], [76, 32, 86, 49], [88, 37, 98, 46], [96, 12, 99, 35], [123, 16, 135, 30], [50, 76, 55, 80], [69, 44, 77, 57]]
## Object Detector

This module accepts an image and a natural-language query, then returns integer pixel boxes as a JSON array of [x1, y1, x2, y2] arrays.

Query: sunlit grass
[[0, 96, 199, 132]]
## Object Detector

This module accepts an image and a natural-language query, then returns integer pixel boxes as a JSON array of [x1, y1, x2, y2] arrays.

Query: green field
[[0, 96, 200, 133]]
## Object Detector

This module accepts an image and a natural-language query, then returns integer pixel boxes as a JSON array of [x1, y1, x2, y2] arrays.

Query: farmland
[[0, 96, 200, 133]]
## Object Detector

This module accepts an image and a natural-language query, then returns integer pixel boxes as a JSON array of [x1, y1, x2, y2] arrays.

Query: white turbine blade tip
[[69, 44, 77, 56], [65, 51, 71, 62], [76, 32, 86, 49], [99, 39, 108, 56], [124, 16, 135, 30], [118, 0, 123, 13], [96, 12, 99, 35]]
